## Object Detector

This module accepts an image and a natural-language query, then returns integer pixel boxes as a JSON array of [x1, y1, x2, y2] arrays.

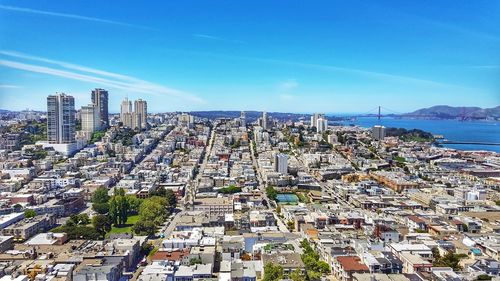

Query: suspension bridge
[[346, 106, 500, 147]]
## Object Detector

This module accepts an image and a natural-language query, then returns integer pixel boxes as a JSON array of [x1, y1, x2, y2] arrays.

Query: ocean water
[[335, 117, 500, 153]]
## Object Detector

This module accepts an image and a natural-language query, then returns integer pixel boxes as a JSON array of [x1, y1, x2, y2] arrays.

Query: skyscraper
[[81, 104, 100, 134], [47, 93, 75, 144], [132, 112, 142, 130], [240, 111, 246, 127], [316, 118, 328, 133], [121, 112, 134, 128], [134, 99, 148, 129], [262, 111, 268, 130], [310, 113, 325, 129], [372, 125, 386, 140], [120, 98, 148, 130], [120, 97, 132, 116], [91, 88, 109, 128], [274, 153, 289, 175]]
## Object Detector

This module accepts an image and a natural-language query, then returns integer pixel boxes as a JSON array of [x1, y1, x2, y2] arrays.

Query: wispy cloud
[[0, 84, 21, 89], [279, 93, 295, 101], [278, 79, 299, 91], [0, 4, 156, 31], [0, 51, 204, 103], [468, 65, 500, 69], [277, 79, 299, 101], [192, 34, 246, 44], [263, 59, 474, 90], [160, 48, 474, 91], [421, 18, 500, 42], [374, 4, 500, 43]]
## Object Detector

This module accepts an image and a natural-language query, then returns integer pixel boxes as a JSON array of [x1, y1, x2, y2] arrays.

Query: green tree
[[90, 131, 105, 143], [109, 196, 118, 225], [139, 196, 168, 225], [433, 251, 468, 271], [462, 224, 469, 232], [92, 214, 112, 238], [132, 220, 156, 236], [92, 187, 110, 215], [219, 185, 242, 194], [290, 269, 305, 281], [263, 262, 284, 281], [317, 261, 331, 274], [150, 186, 167, 197], [52, 225, 100, 240], [165, 189, 177, 208], [24, 209, 37, 218], [92, 202, 110, 214], [109, 188, 130, 225], [118, 195, 129, 225], [266, 186, 278, 201], [149, 188, 177, 209], [189, 257, 202, 265], [68, 214, 90, 226], [307, 270, 322, 281], [92, 187, 110, 204], [300, 239, 330, 280], [126, 195, 143, 214]]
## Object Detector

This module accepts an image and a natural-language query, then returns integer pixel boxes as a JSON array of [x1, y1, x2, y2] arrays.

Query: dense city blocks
[[0, 102, 499, 281], [1, 2, 500, 280]]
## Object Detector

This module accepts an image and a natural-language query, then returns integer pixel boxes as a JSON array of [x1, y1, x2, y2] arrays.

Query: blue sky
[[0, 0, 499, 113]]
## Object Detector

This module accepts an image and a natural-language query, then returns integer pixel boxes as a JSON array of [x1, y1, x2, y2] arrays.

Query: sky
[[0, 0, 499, 114]]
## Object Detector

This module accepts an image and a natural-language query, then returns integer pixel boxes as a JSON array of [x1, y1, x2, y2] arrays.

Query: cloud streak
[[0, 4, 156, 31], [160, 48, 475, 91], [193, 34, 246, 44], [278, 79, 299, 91], [0, 51, 204, 103], [0, 84, 21, 89], [468, 65, 500, 69]]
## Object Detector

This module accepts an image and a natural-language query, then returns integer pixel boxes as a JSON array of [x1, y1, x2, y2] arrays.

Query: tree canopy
[[263, 262, 284, 281], [24, 209, 37, 218]]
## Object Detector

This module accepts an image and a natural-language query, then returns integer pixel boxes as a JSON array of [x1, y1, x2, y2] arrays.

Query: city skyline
[[1, 1, 499, 113], [1, 3, 500, 280]]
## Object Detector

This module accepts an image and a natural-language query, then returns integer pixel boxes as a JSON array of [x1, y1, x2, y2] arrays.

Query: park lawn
[[107, 214, 140, 237], [394, 156, 406, 163]]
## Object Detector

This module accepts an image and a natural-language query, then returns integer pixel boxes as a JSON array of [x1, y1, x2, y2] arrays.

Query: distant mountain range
[[404, 105, 500, 120], [2, 106, 499, 121], [190, 106, 500, 121], [189, 111, 311, 121]]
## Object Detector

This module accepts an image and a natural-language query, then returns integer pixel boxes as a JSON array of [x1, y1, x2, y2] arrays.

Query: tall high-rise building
[[240, 111, 246, 127], [274, 153, 289, 175], [121, 112, 134, 128], [91, 88, 109, 128], [47, 93, 75, 144], [310, 113, 325, 129], [132, 112, 142, 130], [316, 118, 328, 133], [120, 97, 132, 116], [262, 111, 268, 130], [121, 99, 148, 130], [179, 113, 194, 126], [81, 104, 100, 134], [134, 99, 148, 129], [372, 125, 386, 140]]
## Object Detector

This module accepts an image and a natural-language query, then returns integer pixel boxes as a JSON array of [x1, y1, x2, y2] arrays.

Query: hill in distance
[[404, 105, 500, 120]]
